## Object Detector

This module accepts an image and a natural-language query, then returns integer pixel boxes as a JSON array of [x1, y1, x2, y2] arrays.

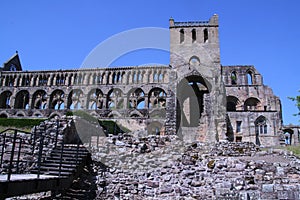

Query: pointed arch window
[[247, 71, 253, 85], [255, 116, 268, 134], [180, 29, 184, 43], [231, 71, 237, 85]]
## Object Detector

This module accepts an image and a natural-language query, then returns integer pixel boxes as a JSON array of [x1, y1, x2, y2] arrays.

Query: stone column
[[144, 95, 149, 108], [30, 75, 35, 86]]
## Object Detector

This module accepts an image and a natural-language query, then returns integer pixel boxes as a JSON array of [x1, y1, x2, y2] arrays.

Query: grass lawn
[[0, 118, 46, 133]]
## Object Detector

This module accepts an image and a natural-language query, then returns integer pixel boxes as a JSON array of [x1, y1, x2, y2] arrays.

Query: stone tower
[[168, 14, 227, 142]]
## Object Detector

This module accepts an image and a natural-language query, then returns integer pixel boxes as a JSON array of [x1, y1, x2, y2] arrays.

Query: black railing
[[0, 118, 86, 183], [0, 129, 31, 181]]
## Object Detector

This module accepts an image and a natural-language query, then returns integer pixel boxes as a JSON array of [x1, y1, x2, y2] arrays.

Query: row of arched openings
[[180, 28, 208, 43], [230, 70, 254, 85], [227, 96, 262, 111], [0, 88, 167, 110]]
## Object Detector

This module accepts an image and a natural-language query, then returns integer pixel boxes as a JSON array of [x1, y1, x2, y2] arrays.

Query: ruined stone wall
[[0, 66, 170, 134], [91, 135, 300, 199], [0, 15, 283, 144], [169, 15, 227, 142], [222, 65, 283, 146]]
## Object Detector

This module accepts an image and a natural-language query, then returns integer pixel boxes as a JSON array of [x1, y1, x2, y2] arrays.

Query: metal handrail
[[0, 123, 62, 181]]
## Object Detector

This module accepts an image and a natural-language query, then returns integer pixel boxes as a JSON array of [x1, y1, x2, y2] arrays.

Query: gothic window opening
[[148, 88, 166, 109], [180, 29, 184, 43], [192, 29, 196, 43], [204, 28, 208, 43], [255, 116, 268, 135], [68, 89, 83, 110], [14, 90, 30, 109], [107, 88, 123, 109], [50, 90, 65, 110], [128, 88, 145, 109], [88, 89, 104, 110], [32, 90, 47, 109], [0, 91, 12, 109], [231, 71, 237, 85], [247, 71, 253, 85]]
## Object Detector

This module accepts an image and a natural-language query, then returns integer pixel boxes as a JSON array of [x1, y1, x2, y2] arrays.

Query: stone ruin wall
[[0, 66, 172, 135], [222, 65, 283, 146]]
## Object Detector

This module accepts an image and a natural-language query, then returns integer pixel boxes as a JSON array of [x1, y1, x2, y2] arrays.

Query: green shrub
[[0, 118, 45, 128], [98, 120, 130, 135]]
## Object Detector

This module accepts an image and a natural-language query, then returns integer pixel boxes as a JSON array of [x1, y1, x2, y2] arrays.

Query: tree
[[288, 90, 300, 120]]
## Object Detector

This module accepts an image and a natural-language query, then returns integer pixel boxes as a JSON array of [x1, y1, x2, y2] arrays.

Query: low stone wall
[[92, 135, 300, 199]]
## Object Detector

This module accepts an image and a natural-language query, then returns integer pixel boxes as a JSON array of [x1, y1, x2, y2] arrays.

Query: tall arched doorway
[[176, 75, 210, 129]]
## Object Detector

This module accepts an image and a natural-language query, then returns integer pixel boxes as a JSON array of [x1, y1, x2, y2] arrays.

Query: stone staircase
[[31, 144, 90, 177]]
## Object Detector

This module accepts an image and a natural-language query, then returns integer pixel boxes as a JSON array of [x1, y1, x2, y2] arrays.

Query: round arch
[[14, 90, 30, 109], [50, 89, 65, 110], [128, 87, 145, 109], [244, 97, 261, 111], [87, 88, 104, 110], [148, 87, 167, 109], [67, 89, 83, 110], [0, 112, 9, 118], [32, 90, 47, 109], [107, 88, 124, 109], [226, 96, 240, 111], [0, 90, 13, 109]]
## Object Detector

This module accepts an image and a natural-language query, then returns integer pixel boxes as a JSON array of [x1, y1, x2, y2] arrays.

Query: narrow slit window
[[231, 71, 237, 85], [236, 121, 242, 133], [247, 71, 253, 85], [180, 29, 184, 43], [192, 29, 196, 43], [204, 28, 208, 42]]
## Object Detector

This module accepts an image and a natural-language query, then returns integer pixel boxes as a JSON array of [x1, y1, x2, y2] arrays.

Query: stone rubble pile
[[92, 134, 300, 199]]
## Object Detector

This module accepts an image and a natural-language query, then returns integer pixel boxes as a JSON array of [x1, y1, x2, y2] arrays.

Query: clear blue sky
[[0, 0, 299, 125]]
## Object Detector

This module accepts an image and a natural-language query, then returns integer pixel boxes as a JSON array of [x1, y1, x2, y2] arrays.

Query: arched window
[[244, 97, 260, 111], [180, 29, 184, 43], [192, 29, 196, 43], [226, 96, 240, 111], [255, 116, 268, 135], [203, 28, 208, 43], [247, 71, 253, 85], [231, 71, 237, 85], [10, 64, 16, 71]]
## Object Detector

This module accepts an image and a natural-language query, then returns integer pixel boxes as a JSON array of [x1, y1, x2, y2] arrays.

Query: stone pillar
[[123, 96, 128, 109], [83, 73, 89, 85], [144, 95, 149, 108], [30, 75, 35, 86], [48, 74, 53, 86], [65, 73, 70, 86], [89, 73, 94, 85], [53, 75, 57, 86], [19, 75, 23, 87], [13, 75, 18, 87], [28, 97, 33, 109]]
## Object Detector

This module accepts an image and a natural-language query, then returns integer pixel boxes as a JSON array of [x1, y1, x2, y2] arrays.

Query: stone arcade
[[0, 15, 284, 146]]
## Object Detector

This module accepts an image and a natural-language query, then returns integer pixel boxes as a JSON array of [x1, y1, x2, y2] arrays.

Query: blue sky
[[0, 0, 299, 125]]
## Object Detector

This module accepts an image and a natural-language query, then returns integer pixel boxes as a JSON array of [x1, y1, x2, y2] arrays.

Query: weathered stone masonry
[[0, 15, 284, 146]]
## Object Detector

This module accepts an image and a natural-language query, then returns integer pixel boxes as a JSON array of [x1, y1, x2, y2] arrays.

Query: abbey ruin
[[0, 15, 288, 147]]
